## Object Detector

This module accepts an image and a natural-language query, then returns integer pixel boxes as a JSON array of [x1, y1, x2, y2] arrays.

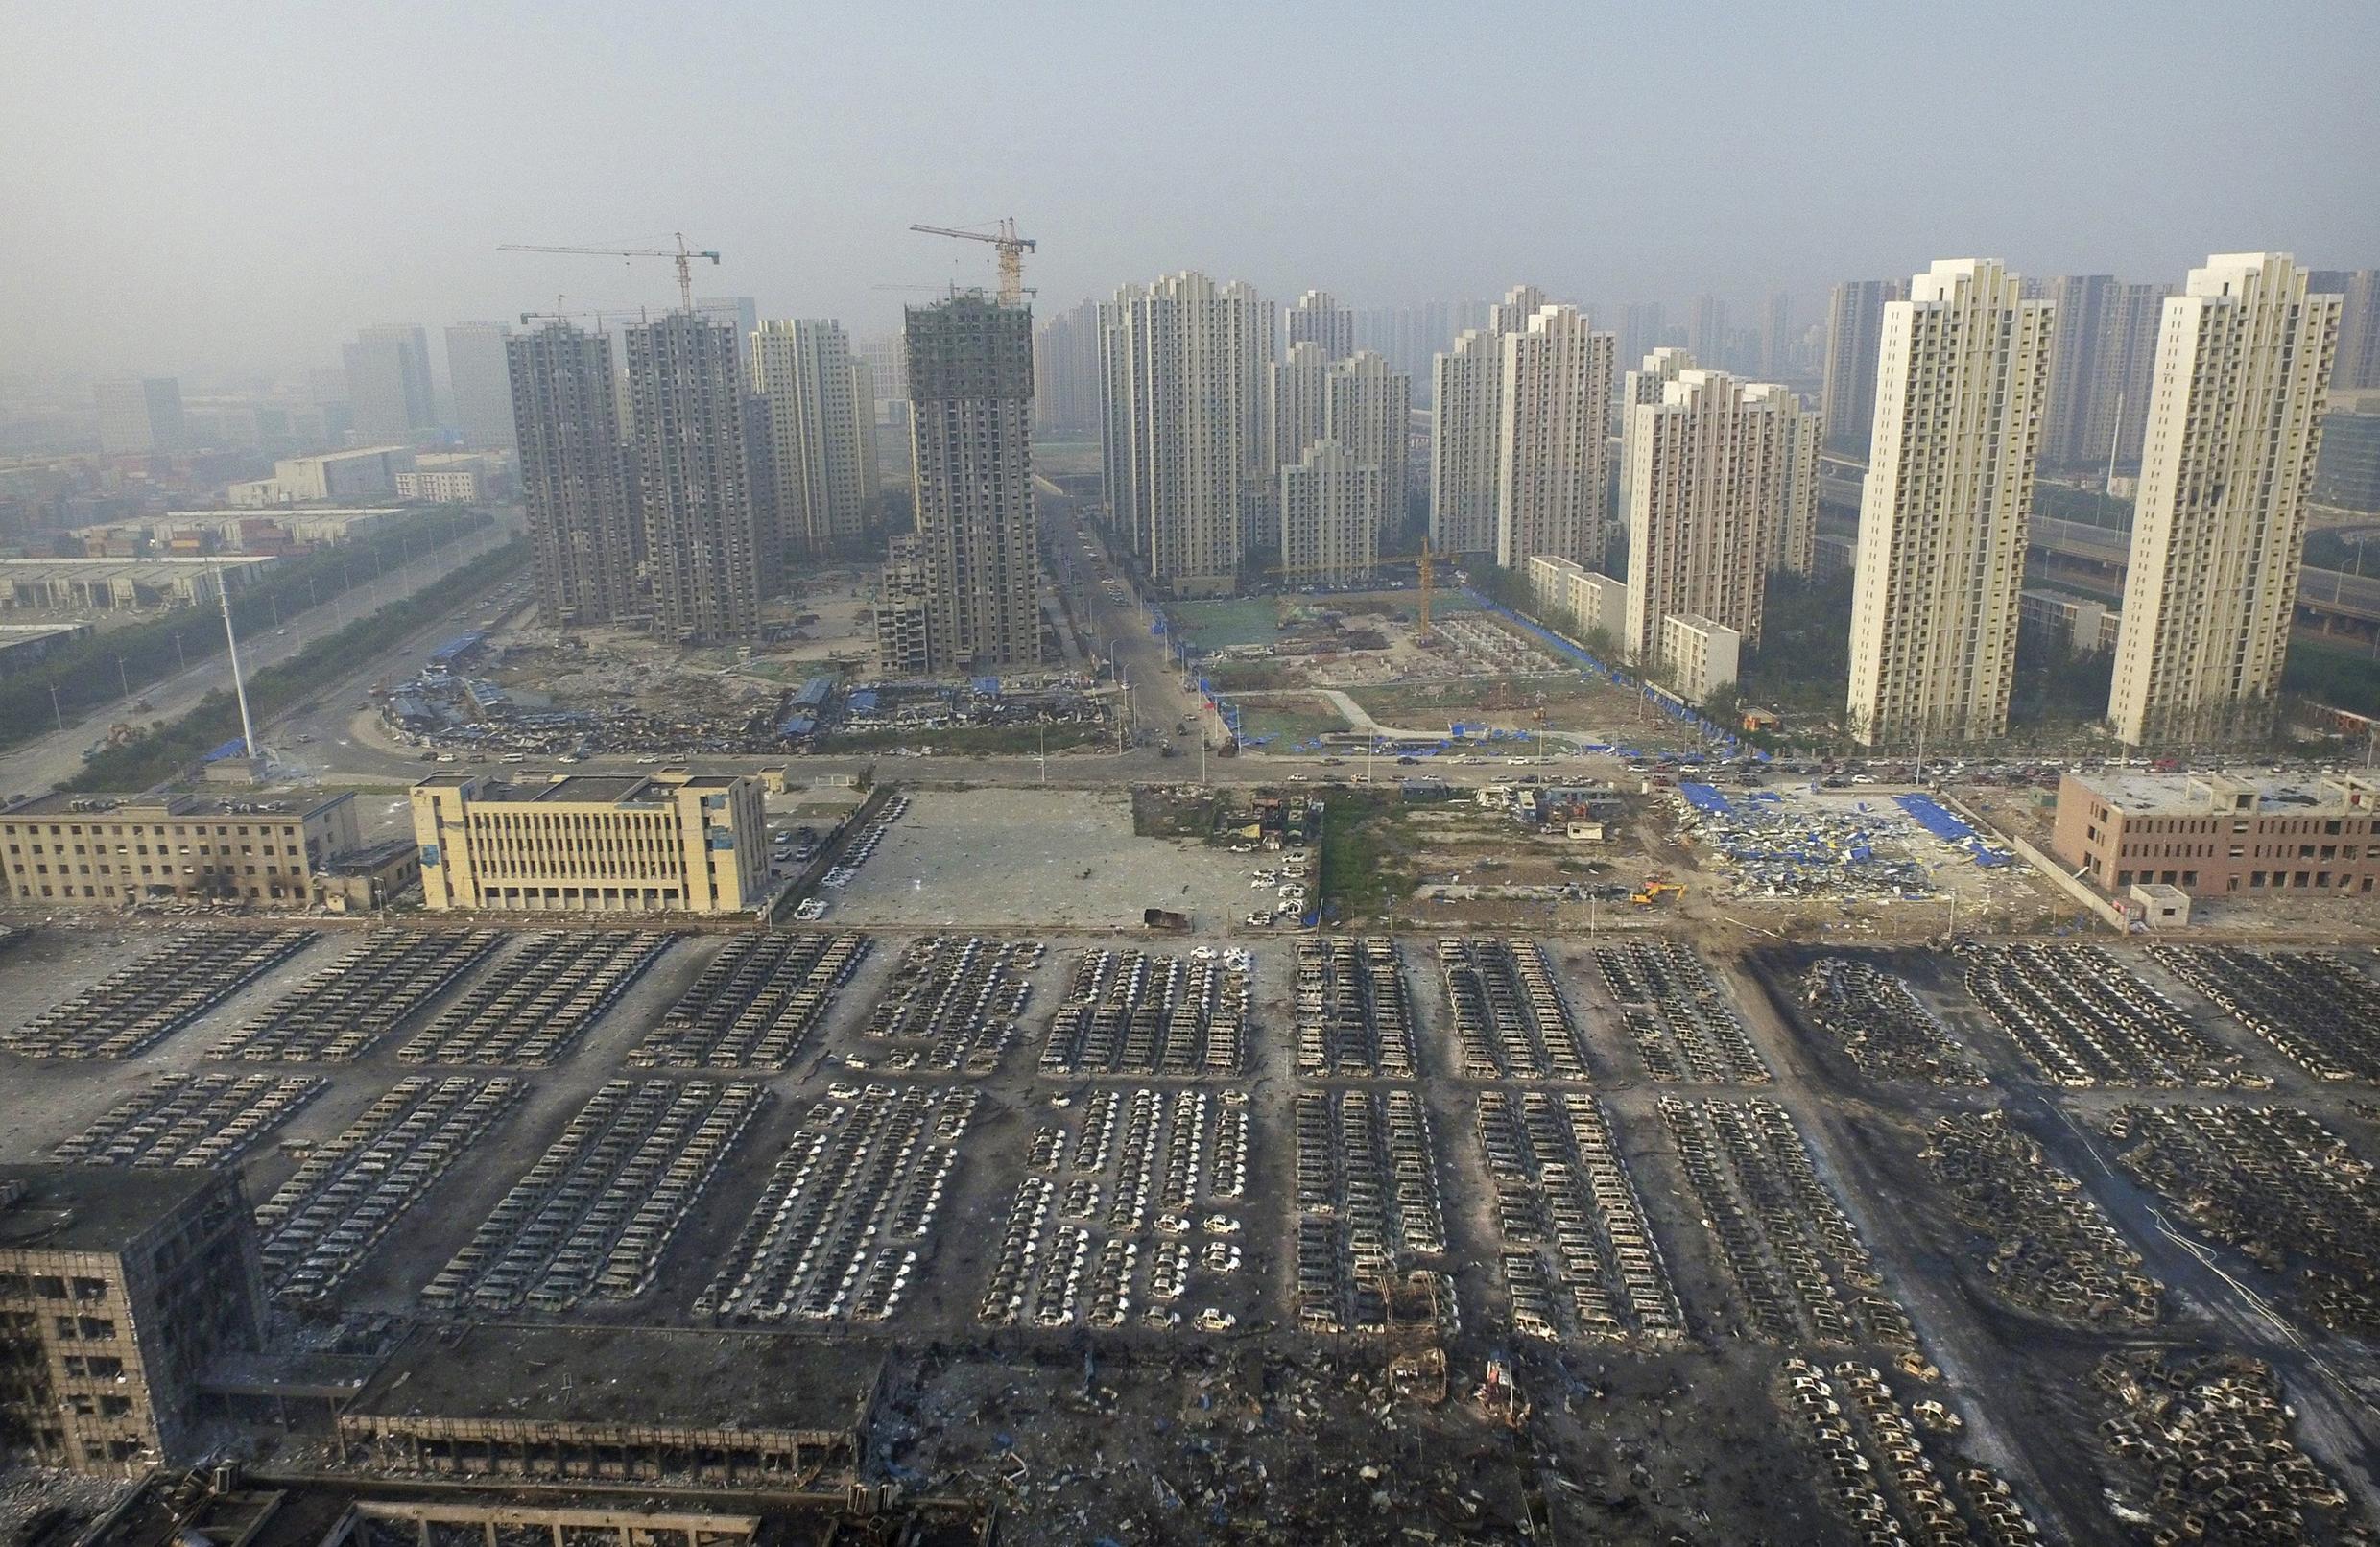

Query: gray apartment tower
[[444, 321, 516, 450], [344, 324, 437, 442], [1820, 279, 1906, 458], [509, 321, 640, 629], [1033, 299, 1104, 434], [2311, 269, 2380, 390], [627, 313, 762, 644], [908, 295, 1040, 672], [92, 378, 184, 455]]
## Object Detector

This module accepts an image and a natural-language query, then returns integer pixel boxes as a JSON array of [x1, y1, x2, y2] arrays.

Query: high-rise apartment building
[[1617, 305, 1667, 392], [1287, 290, 1356, 362], [443, 321, 516, 450], [2037, 277, 2173, 473], [627, 313, 761, 644], [1687, 295, 1728, 366], [1354, 301, 1477, 393], [92, 378, 184, 455], [509, 321, 640, 628], [344, 324, 437, 442], [2311, 269, 2380, 389], [1269, 341, 1333, 482], [1326, 351, 1411, 540], [1819, 279, 1907, 458], [1279, 440, 1379, 585], [1495, 304, 1614, 570], [1100, 272, 1274, 596], [1033, 298, 1104, 434], [1759, 291, 1792, 379], [1621, 363, 1820, 665], [908, 295, 1040, 671], [2107, 254, 2342, 746], [750, 320, 877, 562], [1431, 285, 1552, 557], [695, 297, 760, 357], [1845, 259, 2055, 746]]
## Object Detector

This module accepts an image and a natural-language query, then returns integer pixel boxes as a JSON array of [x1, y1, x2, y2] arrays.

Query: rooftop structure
[[2051, 770, 2380, 900]]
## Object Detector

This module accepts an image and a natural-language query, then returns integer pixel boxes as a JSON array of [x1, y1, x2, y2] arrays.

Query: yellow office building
[[411, 772, 766, 915]]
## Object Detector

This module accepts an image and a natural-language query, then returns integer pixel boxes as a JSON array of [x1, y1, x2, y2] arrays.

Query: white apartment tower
[[1287, 290, 1356, 362], [750, 320, 878, 559], [1430, 285, 1555, 557], [909, 294, 1041, 672], [1844, 259, 2056, 747], [1100, 272, 1274, 597], [1279, 440, 1379, 585], [1621, 364, 1820, 665], [1270, 341, 1333, 481], [1326, 351, 1411, 540], [1495, 304, 1615, 570], [2106, 253, 2342, 746]]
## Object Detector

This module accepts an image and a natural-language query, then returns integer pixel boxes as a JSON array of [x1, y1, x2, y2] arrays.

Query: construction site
[[4, 786, 2380, 1547]]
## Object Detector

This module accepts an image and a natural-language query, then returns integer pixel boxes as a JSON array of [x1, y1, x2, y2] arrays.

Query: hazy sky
[[5, 0, 2376, 381]]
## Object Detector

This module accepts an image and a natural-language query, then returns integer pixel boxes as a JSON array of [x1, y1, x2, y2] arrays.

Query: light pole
[[49, 684, 63, 732]]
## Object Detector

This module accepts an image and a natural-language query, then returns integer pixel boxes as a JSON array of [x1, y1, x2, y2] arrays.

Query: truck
[[1142, 908, 1193, 933]]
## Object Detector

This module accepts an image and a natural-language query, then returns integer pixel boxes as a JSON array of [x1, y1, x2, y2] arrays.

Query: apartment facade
[[1431, 285, 1551, 556], [1495, 304, 1614, 570], [1279, 440, 1379, 585], [412, 771, 765, 914], [1523, 554, 1628, 645], [1659, 612, 1742, 703], [908, 294, 1040, 672], [1033, 298, 1104, 434], [2107, 254, 2342, 747], [1287, 290, 1355, 362], [1100, 272, 1274, 597], [1622, 364, 1818, 664], [0, 790, 360, 907], [2051, 772, 2380, 899], [628, 313, 762, 644], [750, 320, 877, 561], [1819, 278, 1906, 457], [1845, 259, 2055, 746], [509, 321, 640, 629], [0, 1166, 266, 1476], [2311, 268, 2379, 389]]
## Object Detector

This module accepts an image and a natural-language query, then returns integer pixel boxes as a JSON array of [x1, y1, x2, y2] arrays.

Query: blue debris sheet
[[1893, 794, 2014, 868], [1678, 782, 1734, 816]]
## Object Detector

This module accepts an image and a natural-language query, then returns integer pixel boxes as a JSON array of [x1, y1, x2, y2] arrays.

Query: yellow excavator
[[1630, 876, 1687, 906]]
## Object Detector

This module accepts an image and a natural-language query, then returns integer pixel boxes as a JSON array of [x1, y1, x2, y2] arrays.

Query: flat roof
[[4, 789, 348, 820], [0, 556, 276, 570], [345, 1324, 881, 1438], [2070, 771, 2375, 816], [0, 1164, 226, 1254]]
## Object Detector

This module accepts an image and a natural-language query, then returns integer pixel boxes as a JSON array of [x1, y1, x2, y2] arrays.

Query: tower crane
[[497, 232, 720, 311], [908, 218, 1035, 305]]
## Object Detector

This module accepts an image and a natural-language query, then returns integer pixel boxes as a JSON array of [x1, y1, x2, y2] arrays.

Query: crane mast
[[908, 218, 1036, 306]]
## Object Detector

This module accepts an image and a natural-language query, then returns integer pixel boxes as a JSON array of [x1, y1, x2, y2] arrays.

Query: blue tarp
[[971, 676, 1002, 697], [792, 676, 835, 711], [201, 737, 249, 763], [428, 631, 487, 665], [778, 713, 817, 737], [845, 689, 879, 715], [1894, 793, 2014, 868], [1678, 782, 1733, 816]]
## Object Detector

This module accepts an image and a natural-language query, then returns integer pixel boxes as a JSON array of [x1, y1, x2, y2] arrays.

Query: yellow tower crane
[[909, 218, 1036, 306], [497, 233, 720, 312]]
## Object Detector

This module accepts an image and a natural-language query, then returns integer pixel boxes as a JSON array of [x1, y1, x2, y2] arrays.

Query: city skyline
[[5, 0, 2375, 380]]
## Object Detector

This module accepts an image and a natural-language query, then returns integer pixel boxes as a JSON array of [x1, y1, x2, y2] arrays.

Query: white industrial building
[[227, 446, 415, 507]]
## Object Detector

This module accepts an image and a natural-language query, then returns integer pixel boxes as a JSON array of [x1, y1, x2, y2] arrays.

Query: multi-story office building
[[92, 378, 184, 455], [0, 1165, 266, 1476], [1033, 299, 1103, 434], [1622, 363, 1819, 664], [509, 321, 640, 628], [2311, 268, 2379, 389], [0, 789, 362, 907], [1287, 290, 1356, 362], [344, 324, 437, 442], [443, 321, 516, 450], [1524, 554, 1628, 644], [411, 770, 766, 914], [627, 313, 761, 643], [1430, 285, 1555, 557], [1659, 612, 1741, 702], [1099, 272, 1273, 596], [1819, 278, 1907, 458], [908, 294, 1039, 672], [1845, 259, 2055, 747], [750, 320, 877, 561], [2107, 253, 2342, 746], [1495, 304, 1614, 570], [1279, 440, 1379, 585], [2051, 771, 2380, 900]]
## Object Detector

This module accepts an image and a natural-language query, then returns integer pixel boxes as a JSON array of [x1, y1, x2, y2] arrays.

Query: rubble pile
[[55, 1069, 325, 1168], [2090, 1350, 2358, 1543], [1295, 1088, 1449, 1335], [1957, 943, 2249, 1089], [5, 927, 311, 1059], [426, 1077, 765, 1313], [1672, 783, 1936, 901], [1477, 1089, 1682, 1345], [209, 928, 502, 1061], [1594, 939, 1773, 1083], [1919, 1112, 2160, 1326], [1799, 956, 1987, 1083], [266, 1074, 521, 1304], [399, 930, 674, 1065], [631, 933, 870, 1070], [2153, 944, 2380, 1084], [1659, 1095, 1918, 1349], [2096, 1102, 2380, 1335], [1436, 936, 1588, 1080], [860, 935, 1038, 1075], [699, 1083, 972, 1324], [1293, 937, 1417, 1078], [1039, 947, 1250, 1076]]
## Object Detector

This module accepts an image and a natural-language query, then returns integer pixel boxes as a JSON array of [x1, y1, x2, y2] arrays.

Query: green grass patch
[[1317, 792, 1416, 922]]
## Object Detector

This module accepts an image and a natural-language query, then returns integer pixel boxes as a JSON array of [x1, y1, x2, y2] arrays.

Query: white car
[[1195, 1309, 1237, 1332]]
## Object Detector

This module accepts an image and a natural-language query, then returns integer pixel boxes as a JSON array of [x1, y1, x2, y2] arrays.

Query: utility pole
[[217, 563, 259, 760], [117, 657, 129, 701], [172, 631, 184, 672], [48, 684, 63, 732]]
